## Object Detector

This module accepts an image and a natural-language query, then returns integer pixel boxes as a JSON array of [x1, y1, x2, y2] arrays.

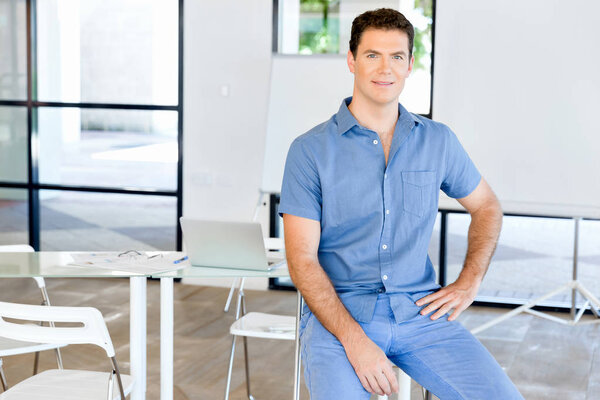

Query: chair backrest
[[264, 237, 285, 251], [0, 245, 44, 288], [0, 302, 116, 357]]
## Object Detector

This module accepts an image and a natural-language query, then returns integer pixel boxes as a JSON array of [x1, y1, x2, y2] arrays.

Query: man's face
[[347, 28, 414, 106]]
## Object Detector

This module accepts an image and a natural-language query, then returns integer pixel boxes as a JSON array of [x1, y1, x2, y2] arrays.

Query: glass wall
[[0, 0, 181, 250], [0, 0, 27, 100], [36, 0, 178, 105], [0, 188, 28, 245], [40, 190, 177, 251], [38, 108, 178, 190], [443, 214, 600, 307], [0, 106, 28, 183]]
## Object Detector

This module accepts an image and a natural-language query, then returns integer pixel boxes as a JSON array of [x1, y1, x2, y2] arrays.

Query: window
[[0, 0, 182, 250]]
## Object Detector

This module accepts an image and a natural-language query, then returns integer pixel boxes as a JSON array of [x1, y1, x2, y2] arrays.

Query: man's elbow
[[475, 197, 503, 229]]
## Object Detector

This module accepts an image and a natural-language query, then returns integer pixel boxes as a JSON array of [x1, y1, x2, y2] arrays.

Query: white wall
[[183, 0, 273, 289], [433, 0, 600, 219]]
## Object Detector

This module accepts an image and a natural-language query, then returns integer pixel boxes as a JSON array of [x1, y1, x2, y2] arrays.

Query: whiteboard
[[261, 55, 354, 193], [433, 0, 600, 218]]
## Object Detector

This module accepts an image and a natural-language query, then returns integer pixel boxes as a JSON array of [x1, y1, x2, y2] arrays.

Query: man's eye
[[393, 55, 403, 60], [367, 54, 377, 58]]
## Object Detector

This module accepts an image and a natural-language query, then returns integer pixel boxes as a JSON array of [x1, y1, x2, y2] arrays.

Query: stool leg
[[397, 368, 411, 399]]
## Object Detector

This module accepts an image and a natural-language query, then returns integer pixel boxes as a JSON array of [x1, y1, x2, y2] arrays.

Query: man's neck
[[347, 95, 398, 138]]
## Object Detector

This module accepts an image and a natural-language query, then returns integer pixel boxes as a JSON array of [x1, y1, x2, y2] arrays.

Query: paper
[[69, 252, 189, 274]]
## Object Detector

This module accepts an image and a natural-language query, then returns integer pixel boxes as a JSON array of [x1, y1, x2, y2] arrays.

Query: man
[[279, 8, 523, 400]]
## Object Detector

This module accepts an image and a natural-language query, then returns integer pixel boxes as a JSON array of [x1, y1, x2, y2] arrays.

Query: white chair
[[0, 245, 65, 391], [224, 278, 295, 400], [223, 235, 292, 400], [0, 301, 133, 400]]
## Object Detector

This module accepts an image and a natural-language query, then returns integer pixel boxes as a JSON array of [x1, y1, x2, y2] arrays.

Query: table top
[[152, 264, 289, 279], [0, 251, 290, 279], [0, 252, 147, 278]]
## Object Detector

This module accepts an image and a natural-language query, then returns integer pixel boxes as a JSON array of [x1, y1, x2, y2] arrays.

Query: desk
[[153, 265, 291, 400], [0, 251, 159, 400]]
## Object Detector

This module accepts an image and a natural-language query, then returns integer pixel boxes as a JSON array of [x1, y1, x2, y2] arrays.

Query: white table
[[0, 251, 163, 400], [153, 265, 292, 400]]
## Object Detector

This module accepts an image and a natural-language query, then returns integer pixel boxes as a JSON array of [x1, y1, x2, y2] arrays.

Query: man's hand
[[344, 335, 399, 396], [415, 278, 479, 321]]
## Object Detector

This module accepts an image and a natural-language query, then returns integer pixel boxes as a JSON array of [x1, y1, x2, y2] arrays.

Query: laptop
[[180, 217, 285, 271]]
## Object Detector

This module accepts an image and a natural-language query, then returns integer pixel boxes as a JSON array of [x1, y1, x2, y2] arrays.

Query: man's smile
[[372, 80, 394, 86]]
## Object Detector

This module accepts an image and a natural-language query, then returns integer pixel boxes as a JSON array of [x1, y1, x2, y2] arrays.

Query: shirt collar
[[336, 97, 421, 136]]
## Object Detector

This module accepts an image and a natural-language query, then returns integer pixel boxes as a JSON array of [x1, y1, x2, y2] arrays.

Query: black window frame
[[0, 0, 185, 251]]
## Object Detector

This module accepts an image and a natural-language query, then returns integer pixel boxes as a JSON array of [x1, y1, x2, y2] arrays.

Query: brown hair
[[349, 8, 414, 58]]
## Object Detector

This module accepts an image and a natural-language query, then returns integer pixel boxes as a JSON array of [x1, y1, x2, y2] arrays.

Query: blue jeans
[[300, 294, 524, 399]]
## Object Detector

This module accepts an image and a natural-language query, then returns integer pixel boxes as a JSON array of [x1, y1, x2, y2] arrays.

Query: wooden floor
[[1, 278, 599, 399]]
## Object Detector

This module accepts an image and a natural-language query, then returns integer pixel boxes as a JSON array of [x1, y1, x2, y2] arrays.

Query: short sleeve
[[440, 127, 481, 199], [278, 138, 322, 221]]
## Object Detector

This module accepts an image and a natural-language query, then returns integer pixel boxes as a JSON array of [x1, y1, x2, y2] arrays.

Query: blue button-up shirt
[[279, 97, 481, 323]]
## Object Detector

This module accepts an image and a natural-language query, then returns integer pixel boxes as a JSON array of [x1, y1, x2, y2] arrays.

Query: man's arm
[[416, 178, 503, 321], [283, 213, 399, 396]]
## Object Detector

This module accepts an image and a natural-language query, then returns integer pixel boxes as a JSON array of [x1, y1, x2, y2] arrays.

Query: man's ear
[[408, 54, 415, 75], [347, 50, 355, 74]]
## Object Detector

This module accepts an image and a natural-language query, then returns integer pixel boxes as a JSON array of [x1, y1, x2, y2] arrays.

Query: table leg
[[130, 277, 147, 400], [161, 277, 174, 400]]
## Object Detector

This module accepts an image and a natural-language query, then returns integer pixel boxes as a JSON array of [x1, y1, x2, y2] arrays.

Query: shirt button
[[382, 244, 388, 250], [383, 275, 388, 280], [373, 139, 378, 145], [386, 209, 390, 214], [384, 173, 387, 179]]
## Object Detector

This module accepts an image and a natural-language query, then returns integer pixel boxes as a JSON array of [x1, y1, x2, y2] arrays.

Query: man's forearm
[[287, 257, 365, 347], [458, 202, 503, 287]]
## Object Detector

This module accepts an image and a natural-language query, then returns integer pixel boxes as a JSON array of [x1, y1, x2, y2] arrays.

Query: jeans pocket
[[402, 170, 436, 217]]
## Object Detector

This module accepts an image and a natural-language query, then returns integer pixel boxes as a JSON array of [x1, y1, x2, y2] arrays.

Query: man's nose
[[378, 57, 392, 74]]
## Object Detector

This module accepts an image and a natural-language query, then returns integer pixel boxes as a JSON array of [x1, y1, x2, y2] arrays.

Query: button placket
[[380, 167, 393, 286]]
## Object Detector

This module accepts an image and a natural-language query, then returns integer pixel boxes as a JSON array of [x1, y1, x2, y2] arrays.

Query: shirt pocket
[[402, 170, 437, 217]]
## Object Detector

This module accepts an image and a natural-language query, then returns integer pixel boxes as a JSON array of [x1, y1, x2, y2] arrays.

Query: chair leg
[[109, 357, 126, 400], [224, 336, 237, 400], [242, 336, 254, 400], [54, 347, 64, 369], [107, 369, 115, 400], [33, 351, 40, 375], [0, 360, 8, 391], [224, 278, 240, 313], [34, 315, 44, 375], [240, 292, 255, 400], [40, 286, 64, 370]]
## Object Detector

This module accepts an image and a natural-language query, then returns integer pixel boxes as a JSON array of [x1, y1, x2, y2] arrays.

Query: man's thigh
[[388, 315, 524, 400], [300, 312, 373, 400]]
